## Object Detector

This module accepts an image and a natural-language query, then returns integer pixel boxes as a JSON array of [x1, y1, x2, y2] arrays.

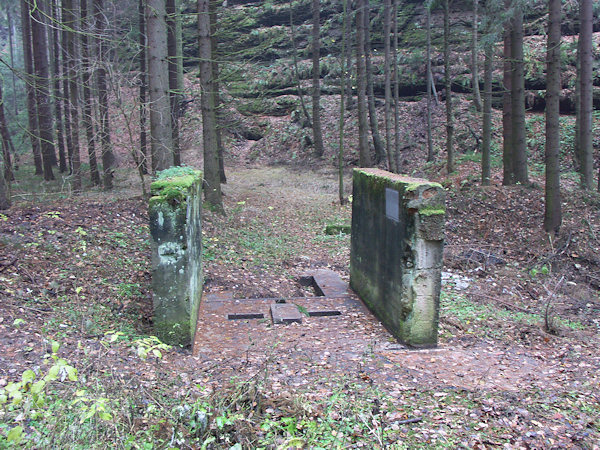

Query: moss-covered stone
[[149, 168, 203, 347], [350, 168, 445, 348], [324, 224, 351, 235]]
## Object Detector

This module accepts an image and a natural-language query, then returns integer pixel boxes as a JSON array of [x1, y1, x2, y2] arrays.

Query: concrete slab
[[204, 291, 235, 302], [300, 269, 349, 297], [270, 303, 303, 324]]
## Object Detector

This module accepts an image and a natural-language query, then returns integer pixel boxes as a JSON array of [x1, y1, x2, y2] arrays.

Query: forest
[[0, 0, 599, 447]]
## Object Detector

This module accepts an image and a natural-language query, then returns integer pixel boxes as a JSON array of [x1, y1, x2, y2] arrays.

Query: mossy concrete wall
[[148, 169, 203, 346], [350, 168, 445, 347]]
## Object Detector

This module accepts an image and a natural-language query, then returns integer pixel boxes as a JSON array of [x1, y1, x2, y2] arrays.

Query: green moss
[[154, 320, 191, 347], [325, 224, 351, 235], [418, 207, 446, 216], [405, 181, 443, 192], [150, 168, 202, 207]]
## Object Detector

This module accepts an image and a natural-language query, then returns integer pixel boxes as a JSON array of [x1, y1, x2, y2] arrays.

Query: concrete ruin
[[148, 168, 203, 346], [350, 168, 445, 347]]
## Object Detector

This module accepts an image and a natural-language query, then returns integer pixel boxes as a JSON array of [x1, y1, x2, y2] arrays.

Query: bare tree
[[311, 0, 324, 157], [356, 0, 371, 167], [20, 0, 43, 175], [471, 0, 482, 111], [147, 0, 174, 171], [510, 4, 528, 185], [363, 0, 384, 163], [81, 0, 101, 185], [51, 0, 68, 173], [383, 0, 392, 169], [94, 0, 115, 189], [444, 0, 454, 173], [544, 0, 561, 232], [502, 0, 512, 185], [138, 0, 148, 174], [198, 0, 223, 210], [578, 0, 593, 190], [166, 0, 181, 166], [30, 0, 56, 181]]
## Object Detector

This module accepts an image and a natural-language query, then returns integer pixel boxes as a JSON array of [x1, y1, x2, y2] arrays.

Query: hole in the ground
[[227, 313, 265, 320], [298, 275, 325, 297], [308, 310, 342, 317]]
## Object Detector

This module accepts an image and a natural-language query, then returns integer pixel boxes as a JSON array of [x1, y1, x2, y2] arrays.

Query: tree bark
[[502, 2, 513, 185], [0, 82, 14, 182], [210, 0, 226, 184], [51, 0, 68, 173], [510, 5, 528, 185], [20, 0, 43, 175], [544, 0, 561, 232], [30, 0, 56, 181], [344, 0, 353, 109], [383, 0, 392, 170], [147, 0, 174, 171], [0, 82, 15, 181], [0, 156, 9, 209], [166, 0, 181, 166], [7, 8, 18, 116], [356, 0, 371, 167], [338, 0, 348, 205], [471, 0, 482, 112], [63, 0, 82, 190], [481, 39, 492, 186], [198, 0, 223, 211], [578, 0, 593, 190], [363, 0, 385, 164], [311, 0, 324, 157], [94, 0, 115, 189], [139, 0, 148, 174], [392, 0, 400, 172], [290, 5, 311, 126], [81, 0, 100, 185], [426, 1, 434, 162], [444, 0, 454, 173], [61, 0, 74, 174]]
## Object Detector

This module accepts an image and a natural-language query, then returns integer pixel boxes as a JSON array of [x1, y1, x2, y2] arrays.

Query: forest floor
[[1, 100, 600, 447]]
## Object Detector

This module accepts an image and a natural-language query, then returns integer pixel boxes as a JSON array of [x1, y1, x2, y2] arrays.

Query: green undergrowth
[[440, 290, 585, 340]]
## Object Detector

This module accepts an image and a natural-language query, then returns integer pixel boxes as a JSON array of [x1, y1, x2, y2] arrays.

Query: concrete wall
[[350, 168, 445, 347], [148, 169, 203, 346]]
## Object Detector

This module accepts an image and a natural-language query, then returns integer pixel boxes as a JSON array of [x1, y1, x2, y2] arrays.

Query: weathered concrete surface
[[350, 168, 445, 347], [299, 269, 349, 297], [149, 168, 203, 346], [271, 303, 303, 324]]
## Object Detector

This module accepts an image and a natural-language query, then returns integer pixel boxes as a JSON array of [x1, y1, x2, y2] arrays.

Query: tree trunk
[[81, 0, 100, 185], [147, 0, 174, 171], [578, 0, 593, 190], [338, 0, 348, 205], [426, 1, 434, 162], [510, 5, 528, 185], [139, 0, 148, 174], [166, 0, 181, 166], [356, 0, 371, 167], [7, 8, 18, 116], [344, 0, 353, 110], [51, 0, 68, 173], [444, 0, 454, 173], [210, 0, 226, 184], [0, 82, 15, 182], [290, 5, 311, 126], [481, 40, 492, 186], [61, 0, 74, 174], [0, 151, 9, 209], [363, 0, 385, 164], [502, 5, 512, 185], [574, 36, 581, 172], [544, 0, 561, 232], [198, 0, 223, 211], [94, 0, 116, 189], [392, 0, 400, 172], [64, 0, 82, 190], [471, 0, 482, 112], [383, 0, 392, 170], [20, 0, 43, 175], [30, 0, 56, 181], [311, 0, 324, 157]]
